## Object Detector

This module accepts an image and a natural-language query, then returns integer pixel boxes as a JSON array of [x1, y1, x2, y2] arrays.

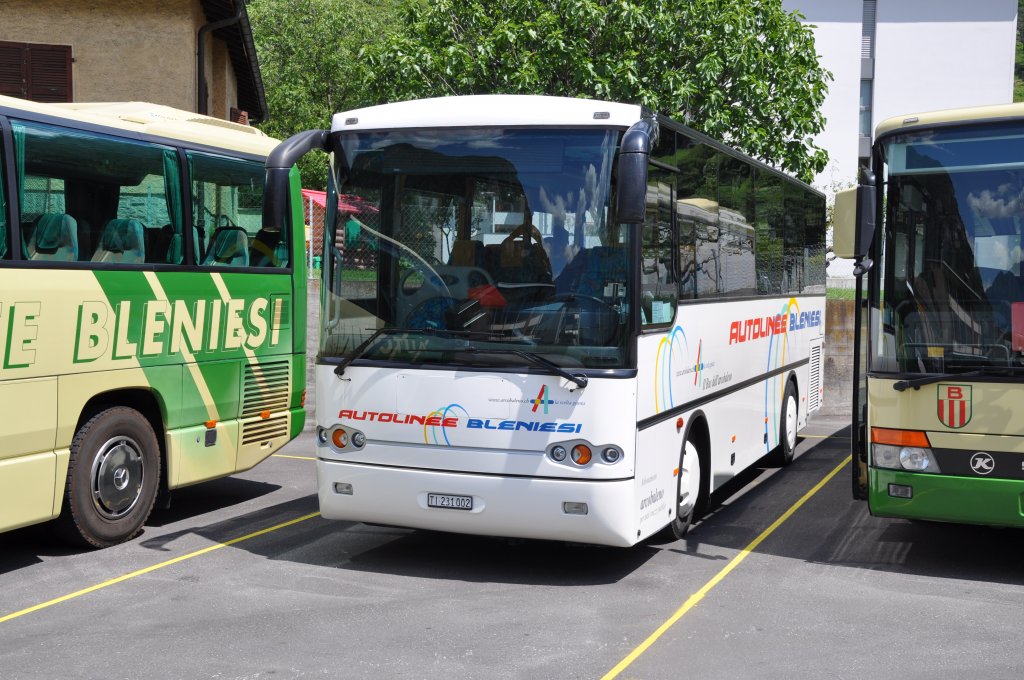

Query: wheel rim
[[90, 436, 145, 519], [678, 440, 701, 519], [785, 394, 798, 450]]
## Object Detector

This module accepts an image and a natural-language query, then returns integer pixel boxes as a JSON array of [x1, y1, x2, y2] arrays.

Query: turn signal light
[[571, 444, 592, 465], [871, 427, 930, 448], [332, 429, 349, 448]]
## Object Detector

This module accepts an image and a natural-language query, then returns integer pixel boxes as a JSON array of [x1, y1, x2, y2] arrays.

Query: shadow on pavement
[[674, 424, 1024, 588]]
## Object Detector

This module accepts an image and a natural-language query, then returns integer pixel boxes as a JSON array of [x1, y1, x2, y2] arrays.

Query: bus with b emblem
[[0, 96, 307, 547], [265, 95, 826, 546], [837, 101, 1024, 526]]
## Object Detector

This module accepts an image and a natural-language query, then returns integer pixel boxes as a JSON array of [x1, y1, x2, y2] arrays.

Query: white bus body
[[305, 95, 826, 547]]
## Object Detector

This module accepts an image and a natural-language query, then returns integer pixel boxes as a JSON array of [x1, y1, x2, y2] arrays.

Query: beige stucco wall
[[206, 36, 240, 120], [0, 0, 241, 118]]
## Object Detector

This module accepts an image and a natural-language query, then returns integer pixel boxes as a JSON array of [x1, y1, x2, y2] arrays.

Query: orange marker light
[[260, 410, 271, 419], [676, 417, 684, 431], [871, 427, 930, 447], [571, 444, 592, 465], [204, 420, 217, 429], [332, 429, 349, 448]]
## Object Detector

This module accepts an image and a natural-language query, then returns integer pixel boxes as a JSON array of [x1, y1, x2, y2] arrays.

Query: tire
[[55, 407, 161, 548], [773, 381, 799, 466], [666, 436, 703, 540]]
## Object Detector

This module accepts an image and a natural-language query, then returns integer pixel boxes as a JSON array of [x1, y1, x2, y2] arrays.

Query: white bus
[[265, 95, 827, 546]]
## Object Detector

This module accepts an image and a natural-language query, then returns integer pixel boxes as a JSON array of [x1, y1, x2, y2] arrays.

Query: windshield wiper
[[893, 371, 981, 392], [458, 347, 588, 390], [333, 327, 535, 377]]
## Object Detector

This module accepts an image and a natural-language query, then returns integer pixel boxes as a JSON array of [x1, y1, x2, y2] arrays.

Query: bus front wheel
[[55, 407, 161, 548]]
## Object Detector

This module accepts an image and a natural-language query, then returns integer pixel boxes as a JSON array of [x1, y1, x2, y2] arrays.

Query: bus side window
[[189, 151, 283, 269], [641, 168, 677, 327], [0, 132, 6, 260], [13, 120, 183, 266]]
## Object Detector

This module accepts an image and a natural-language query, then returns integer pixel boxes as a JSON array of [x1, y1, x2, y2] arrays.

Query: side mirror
[[263, 129, 329, 233], [616, 118, 657, 224], [832, 183, 876, 271]]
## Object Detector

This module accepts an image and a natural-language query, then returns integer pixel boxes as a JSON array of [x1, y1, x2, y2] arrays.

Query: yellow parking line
[[601, 455, 851, 680], [0, 511, 321, 625], [273, 453, 317, 460]]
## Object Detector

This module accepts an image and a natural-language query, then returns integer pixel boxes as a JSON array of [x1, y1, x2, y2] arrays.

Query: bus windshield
[[874, 122, 1024, 375], [321, 127, 631, 369]]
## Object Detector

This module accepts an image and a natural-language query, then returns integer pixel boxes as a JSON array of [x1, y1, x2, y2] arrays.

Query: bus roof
[[0, 94, 279, 156], [875, 101, 1024, 140], [331, 95, 644, 133]]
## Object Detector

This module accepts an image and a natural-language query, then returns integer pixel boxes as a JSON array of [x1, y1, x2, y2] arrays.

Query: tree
[[363, 0, 831, 183], [248, 0, 406, 188]]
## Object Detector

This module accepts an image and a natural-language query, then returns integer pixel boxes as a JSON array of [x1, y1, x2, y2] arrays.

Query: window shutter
[[0, 41, 71, 102], [0, 42, 26, 97], [27, 44, 71, 102]]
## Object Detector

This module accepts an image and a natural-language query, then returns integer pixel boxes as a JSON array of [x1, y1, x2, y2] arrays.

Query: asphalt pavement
[[1, 414, 1022, 680]]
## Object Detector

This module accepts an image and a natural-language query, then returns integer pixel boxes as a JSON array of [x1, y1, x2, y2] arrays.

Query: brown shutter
[[0, 41, 71, 102], [0, 42, 27, 98], [26, 44, 72, 102]]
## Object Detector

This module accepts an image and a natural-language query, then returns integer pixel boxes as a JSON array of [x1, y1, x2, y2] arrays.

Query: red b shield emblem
[[937, 384, 972, 429]]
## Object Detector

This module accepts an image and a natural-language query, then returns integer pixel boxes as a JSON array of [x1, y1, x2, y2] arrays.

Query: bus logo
[[970, 452, 995, 475], [937, 385, 972, 429], [532, 385, 554, 414]]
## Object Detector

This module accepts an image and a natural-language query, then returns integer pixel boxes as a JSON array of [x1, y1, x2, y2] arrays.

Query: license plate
[[427, 493, 473, 511]]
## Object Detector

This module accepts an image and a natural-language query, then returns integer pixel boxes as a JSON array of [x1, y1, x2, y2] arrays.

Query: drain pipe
[[196, 1, 245, 116]]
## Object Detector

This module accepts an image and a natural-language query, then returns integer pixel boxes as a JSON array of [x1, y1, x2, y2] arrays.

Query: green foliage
[[1016, 0, 1024, 102], [363, 0, 831, 182], [248, 0, 406, 188]]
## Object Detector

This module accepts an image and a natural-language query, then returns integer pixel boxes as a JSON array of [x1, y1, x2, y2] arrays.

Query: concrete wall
[[821, 298, 854, 417]]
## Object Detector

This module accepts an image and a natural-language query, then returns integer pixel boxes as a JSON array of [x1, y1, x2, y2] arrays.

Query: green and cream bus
[[838, 102, 1024, 526], [0, 96, 307, 547]]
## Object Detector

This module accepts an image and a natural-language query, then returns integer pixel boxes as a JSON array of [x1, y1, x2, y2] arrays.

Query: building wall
[[206, 38, 239, 120], [873, 0, 1016, 129], [0, 0, 195, 109], [786, 0, 1016, 191], [784, 0, 863, 193], [0, 0, 246, 118]]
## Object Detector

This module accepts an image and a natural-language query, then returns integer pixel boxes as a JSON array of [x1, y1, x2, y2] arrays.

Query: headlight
[[601, 447, 622, 464], [873, 444, 941, 473]]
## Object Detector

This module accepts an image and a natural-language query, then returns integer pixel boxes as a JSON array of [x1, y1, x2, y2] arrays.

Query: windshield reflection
[[874, 124, 1024, 375], [320, 127, 630, 370]]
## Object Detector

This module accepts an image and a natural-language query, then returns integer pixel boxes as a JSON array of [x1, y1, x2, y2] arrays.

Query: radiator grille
[[241, 360, 290, 417], [241, 416, 288, 445], [808, 344, 822, 412]]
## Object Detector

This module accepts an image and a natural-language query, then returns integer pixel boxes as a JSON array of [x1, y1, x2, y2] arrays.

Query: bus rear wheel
[[667, 436, 703, 540], [55, 407, 161, 548], [772, 381, 799, 466]]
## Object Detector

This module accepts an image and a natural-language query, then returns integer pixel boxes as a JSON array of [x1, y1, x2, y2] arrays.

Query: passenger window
[[0, 133, 7, 260], [12, 120, 183, 265], [641, 168, 676, 327], [190, 152, 285, 268]]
